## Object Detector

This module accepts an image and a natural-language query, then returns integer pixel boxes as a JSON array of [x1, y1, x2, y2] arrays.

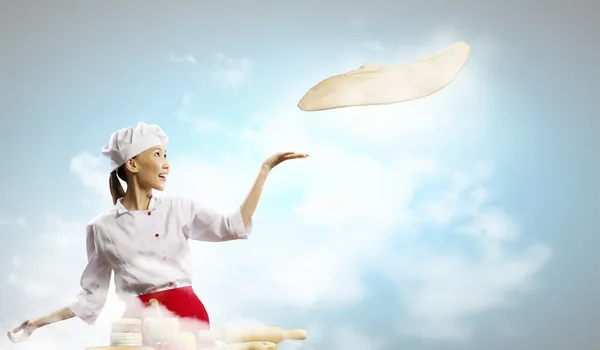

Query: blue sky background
[[1, 1, 599, 350]]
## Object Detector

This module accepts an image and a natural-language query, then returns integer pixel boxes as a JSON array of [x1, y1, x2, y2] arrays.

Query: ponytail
[[109, 169, 126, 205]]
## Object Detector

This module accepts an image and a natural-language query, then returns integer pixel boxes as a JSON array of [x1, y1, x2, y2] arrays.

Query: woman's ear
[[125, 158, 138, 174]]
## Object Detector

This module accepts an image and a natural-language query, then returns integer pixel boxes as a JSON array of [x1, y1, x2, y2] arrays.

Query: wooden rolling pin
[[220, 342, 277, 350], [198, 326, 307, 344]]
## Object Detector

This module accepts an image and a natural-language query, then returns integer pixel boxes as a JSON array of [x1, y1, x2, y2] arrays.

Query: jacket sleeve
[[67, 224, 112, 325], [178, 197, 253, 242]]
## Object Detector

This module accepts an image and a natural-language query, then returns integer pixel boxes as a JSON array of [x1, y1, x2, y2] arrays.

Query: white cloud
[[176, 93, 224, 133], [395, 243, 551, 341], [210, 53, 252, 88], [348, 19, 367, 28], [2, 30, 551, 349], [169, 52, 198, 64], [0, 217, 26, 227], [363, 41, 386, 53], [331, 327, 383, 350], [417, 162, 493, 225], [389, 163, 552, 340], [70, 152, 110, 203]]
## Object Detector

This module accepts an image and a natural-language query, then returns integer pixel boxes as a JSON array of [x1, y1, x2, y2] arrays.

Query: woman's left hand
[[239, 152, 309, 225], [262, 152, 309, 171]]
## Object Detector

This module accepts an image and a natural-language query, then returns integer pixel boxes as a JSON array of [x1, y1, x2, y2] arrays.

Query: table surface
[[87, 347, 154, 350]]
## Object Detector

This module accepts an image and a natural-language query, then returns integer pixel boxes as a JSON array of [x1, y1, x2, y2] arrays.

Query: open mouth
[[158, 174, 168, 181]]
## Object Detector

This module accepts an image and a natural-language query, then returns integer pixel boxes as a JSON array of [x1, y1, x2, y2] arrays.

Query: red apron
[[123, 286, 211, 348]]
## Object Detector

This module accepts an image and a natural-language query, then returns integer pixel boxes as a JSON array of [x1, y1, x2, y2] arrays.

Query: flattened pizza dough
[[297, 41, 471, 111]]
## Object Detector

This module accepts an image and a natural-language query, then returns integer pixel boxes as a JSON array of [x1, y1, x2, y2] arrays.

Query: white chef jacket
[[67, 194, 252, 325]]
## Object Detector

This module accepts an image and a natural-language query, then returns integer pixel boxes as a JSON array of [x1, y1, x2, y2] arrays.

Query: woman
[[7, 122, 308, 344]]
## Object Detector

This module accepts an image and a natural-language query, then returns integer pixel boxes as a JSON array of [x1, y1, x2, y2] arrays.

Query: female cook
[[7, 122, 308, 343]]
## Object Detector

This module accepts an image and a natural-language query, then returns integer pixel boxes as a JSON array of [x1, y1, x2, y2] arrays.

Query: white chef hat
[[101, 122, 169, 173]]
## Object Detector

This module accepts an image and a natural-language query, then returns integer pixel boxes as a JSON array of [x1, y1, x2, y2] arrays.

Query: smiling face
[[124, 145, 170, 191]]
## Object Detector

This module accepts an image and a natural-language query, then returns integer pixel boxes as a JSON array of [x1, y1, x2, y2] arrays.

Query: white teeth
[[159, 174, 167, 178]]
